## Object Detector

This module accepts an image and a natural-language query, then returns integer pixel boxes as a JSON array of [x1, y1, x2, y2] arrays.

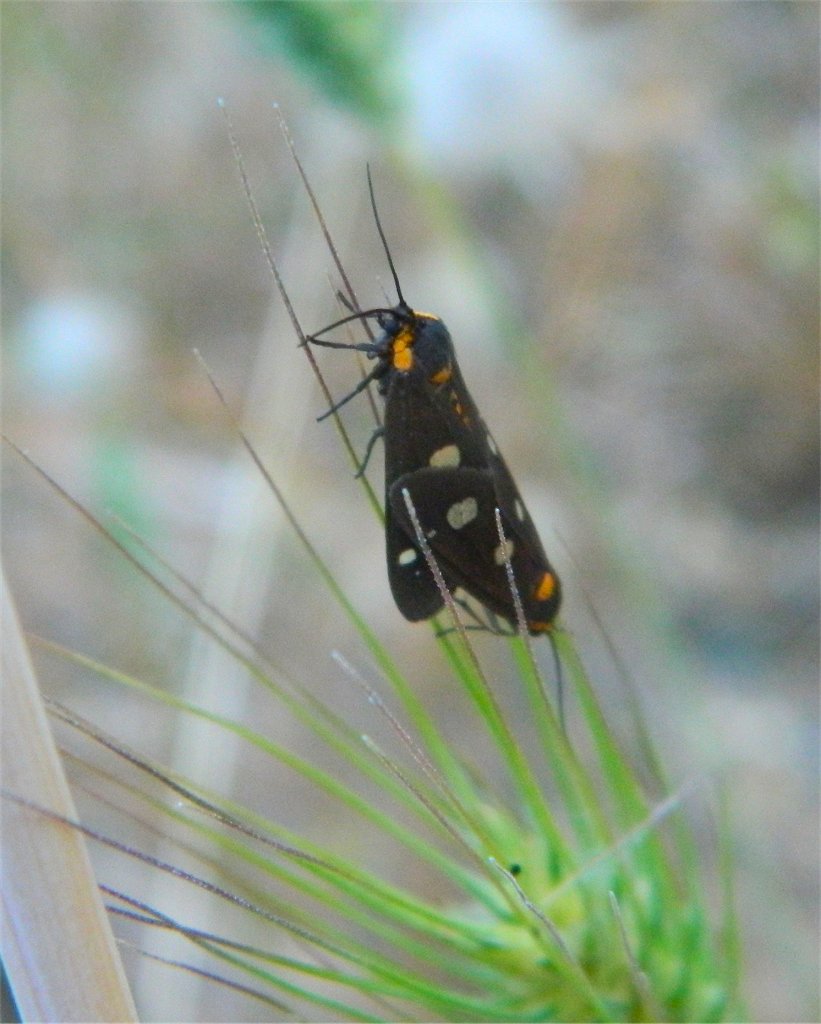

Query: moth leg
[[433, 596, 499, 637], [355, 426, 385, 478], [307, 337, 375, 353], [317, 360, 388, 421]]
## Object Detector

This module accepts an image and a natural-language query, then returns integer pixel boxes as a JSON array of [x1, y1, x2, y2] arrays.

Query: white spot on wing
[[493, 538, 515, 565], [429, 444, 460, 468], [486, 432, 498, 455], [446, 497, 478, 530], [514, 499, 525, 521], [397, 548, 418, 566]]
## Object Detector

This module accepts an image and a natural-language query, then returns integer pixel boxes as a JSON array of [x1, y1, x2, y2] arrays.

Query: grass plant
[[2, 114, 744, 1023]]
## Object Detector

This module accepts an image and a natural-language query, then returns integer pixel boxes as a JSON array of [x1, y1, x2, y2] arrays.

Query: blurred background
[[2, 2, 818, 1020]]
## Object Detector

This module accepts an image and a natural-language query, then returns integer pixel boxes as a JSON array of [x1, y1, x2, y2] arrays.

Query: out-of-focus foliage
[[240, 1, 403, 127]]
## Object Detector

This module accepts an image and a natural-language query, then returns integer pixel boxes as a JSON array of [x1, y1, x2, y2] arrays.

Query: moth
[[308, 173, 561, 635]]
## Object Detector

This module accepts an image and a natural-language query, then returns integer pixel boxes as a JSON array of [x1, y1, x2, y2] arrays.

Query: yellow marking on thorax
[[392, 326, 414, 371], [390, 312, 441, 372]]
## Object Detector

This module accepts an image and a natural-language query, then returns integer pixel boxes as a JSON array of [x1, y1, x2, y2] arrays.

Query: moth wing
[[483, 439, 554, 566], [384, 500, 447, 621], [389, 466, 560, 631], [485, 446, 562, 630]]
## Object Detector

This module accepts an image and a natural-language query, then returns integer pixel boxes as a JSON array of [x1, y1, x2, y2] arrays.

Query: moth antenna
[[366, 164, 407, 310]]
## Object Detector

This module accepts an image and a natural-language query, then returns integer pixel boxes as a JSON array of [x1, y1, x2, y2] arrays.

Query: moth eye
[[429, 444, 461, 468], [493, 539, 515, 565], [446, 497, 479, 530], [397, 548, 418, 566]]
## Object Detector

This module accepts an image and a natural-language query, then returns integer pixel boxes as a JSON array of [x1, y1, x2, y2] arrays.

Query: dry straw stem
[[1, 570, 136, 1022]]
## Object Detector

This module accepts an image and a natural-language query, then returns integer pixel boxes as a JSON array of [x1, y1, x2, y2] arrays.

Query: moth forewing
[[384, 498, 447, 621]]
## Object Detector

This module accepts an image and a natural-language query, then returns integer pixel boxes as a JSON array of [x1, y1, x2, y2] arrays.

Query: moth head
[[379, 304, 453, 383]]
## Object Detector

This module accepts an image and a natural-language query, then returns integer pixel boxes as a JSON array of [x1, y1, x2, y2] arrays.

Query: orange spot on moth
[[534, 572, 556, 602], [392, 328, 414, 371]]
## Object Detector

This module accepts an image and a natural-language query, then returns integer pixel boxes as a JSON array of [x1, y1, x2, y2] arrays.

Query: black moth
[[308, 171, 561, 636]]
